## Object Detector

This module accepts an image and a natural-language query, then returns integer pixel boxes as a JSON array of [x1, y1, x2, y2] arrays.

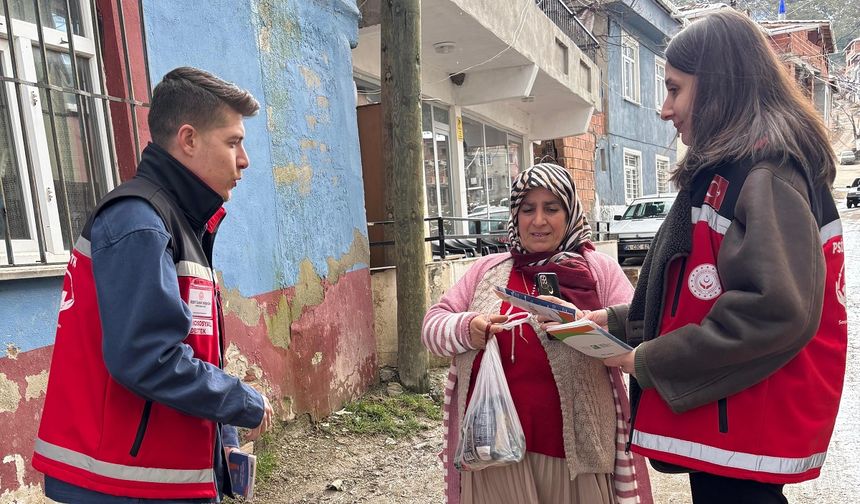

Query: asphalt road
[[649, 162, 860, 504]]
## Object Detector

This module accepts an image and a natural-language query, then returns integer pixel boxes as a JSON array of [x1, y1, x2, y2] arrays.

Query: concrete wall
[[0, 0, 374, 500], [373, 257, 481, 369], [597, 11, 679, 210]]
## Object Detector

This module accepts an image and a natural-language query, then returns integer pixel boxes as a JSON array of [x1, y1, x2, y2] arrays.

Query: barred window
[[623, 149, 642, 204], [656, 155, 673, 194], [621, 33, 640, 104], [1, 0, 123, 268], [655, 57, 666, 112]]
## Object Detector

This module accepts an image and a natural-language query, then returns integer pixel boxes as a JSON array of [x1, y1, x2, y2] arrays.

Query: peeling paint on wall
[[272, 163, 313, 195], [1, 455, 24, 488], [326, 229, 370, 285], [264, 294, 292, 350], [0, 482, 45, 504], [280, 396, 296, 422], [224, 343, 264, 383], [316, 95, 329, 108], [291, 259, 325, 322], [5, 345, 19, 360], [0, 374, 21, 413], [220, 282, 265, 327], [24, 371, 48, 401], [300, 66, 321, 88], [311, 352, 323, 366], [306, 115, 317, 129]]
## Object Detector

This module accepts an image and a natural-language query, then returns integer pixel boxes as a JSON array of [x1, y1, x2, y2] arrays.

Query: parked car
[[838, 150, 855, 165], [609, 194, 677, 263], [467, 205, 509, 234], [847, 177, 860, 208]]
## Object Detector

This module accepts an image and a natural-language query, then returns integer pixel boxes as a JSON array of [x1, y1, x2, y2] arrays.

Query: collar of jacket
[[135, 142, 225, 232]]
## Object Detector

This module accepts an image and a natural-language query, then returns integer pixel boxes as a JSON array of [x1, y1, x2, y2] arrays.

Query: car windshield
[[620, 200, 672, 220], [852, 178, 860, 188]]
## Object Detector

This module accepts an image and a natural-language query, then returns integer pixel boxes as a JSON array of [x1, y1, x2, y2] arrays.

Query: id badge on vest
[[188, 278, 214, 336]]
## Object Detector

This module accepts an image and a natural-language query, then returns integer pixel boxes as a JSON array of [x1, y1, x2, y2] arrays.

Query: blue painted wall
[[596, 0, 681, 207], [142, 0, 366, 297], [0, 278, 62, 354]]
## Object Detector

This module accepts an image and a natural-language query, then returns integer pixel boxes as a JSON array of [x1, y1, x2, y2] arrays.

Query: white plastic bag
[[454, 337, 526, 471]]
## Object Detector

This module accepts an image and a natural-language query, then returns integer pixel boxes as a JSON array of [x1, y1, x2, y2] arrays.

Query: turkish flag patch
[[704, 175, 729, 211]]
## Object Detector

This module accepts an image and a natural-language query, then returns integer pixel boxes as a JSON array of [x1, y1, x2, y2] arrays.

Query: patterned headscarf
[[508, 163, 592, 264]]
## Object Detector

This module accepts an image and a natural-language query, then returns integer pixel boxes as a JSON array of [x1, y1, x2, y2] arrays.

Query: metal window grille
[[623, 151, 641, 203], [655, 60, 666, 111], [622, 36, 639, 103], [0, 0, 149, 269], [656, 156, 672, 194]]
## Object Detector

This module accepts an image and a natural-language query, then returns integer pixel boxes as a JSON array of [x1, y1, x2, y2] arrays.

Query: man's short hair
[[148, 67, 260, 147]]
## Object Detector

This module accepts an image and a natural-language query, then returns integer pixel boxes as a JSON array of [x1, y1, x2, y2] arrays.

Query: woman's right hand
[[581, 308, 609, 329], [469, 314, 508, 349]]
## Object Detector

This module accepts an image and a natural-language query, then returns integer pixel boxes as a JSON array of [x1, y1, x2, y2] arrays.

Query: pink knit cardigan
[[422, 250, 653, 504]]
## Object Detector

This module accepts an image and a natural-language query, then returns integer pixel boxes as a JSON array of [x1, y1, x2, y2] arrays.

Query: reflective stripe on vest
[[35, 438, 214, 485], [632, 430, 827, 475], [176, 260, 213, 281], [76, 237, 92, 258]]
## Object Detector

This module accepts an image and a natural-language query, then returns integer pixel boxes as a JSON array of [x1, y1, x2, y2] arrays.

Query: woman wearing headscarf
[[422, 163, 653, 504]]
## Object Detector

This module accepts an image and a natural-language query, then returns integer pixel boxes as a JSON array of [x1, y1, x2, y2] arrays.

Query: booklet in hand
[[494, 286, 632, 359], [228, 450, 257, 500], [494, 286, 578, 323]]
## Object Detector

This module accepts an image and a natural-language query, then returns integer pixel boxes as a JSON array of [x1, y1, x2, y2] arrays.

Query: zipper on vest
[[670, 257, 687, 317], [718, 398, 729, 433], [130, 400, 153, 457]]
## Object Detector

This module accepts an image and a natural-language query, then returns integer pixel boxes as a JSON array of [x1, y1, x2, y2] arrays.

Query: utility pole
[[381, 0, 429, 392]]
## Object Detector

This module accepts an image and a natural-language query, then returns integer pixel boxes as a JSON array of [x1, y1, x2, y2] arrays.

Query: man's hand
[[246, 395, 274, 441], [603, 349, 637, 377], [468, 314, 508, 349]]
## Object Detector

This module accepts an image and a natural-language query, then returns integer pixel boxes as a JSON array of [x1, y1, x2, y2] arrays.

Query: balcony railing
[[537, 0, 600, 61]]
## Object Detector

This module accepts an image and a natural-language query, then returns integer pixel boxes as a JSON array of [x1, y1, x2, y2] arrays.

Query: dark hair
[[148, 67, 260, 146], [666, 10, 835, 189]]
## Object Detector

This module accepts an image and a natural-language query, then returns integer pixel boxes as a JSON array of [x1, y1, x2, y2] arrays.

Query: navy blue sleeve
[[91, 198, 264, 429], [222, 424, 240, 448]]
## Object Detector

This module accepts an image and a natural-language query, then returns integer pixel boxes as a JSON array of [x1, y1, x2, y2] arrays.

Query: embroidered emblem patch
[[688, 263, 722, 300], [704, 175, 730, 211]]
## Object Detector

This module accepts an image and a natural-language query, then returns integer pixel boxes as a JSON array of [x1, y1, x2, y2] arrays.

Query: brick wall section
[[768, 31, 828, 100], [536, 113, 604, 215]]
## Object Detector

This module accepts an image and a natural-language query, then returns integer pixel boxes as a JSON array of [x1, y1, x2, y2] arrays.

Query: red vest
[[33, 178, 227, 499], [630, 169, 847, 484]]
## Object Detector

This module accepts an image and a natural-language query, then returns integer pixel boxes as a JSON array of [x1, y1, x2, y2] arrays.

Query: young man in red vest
[[33, 67, 274, 503]]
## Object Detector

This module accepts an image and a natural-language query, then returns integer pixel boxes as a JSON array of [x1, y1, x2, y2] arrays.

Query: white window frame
[[623, 148, 642, 204], [656, 154, 672, 194], [655, 57, 666, 114], [621, 33, 640, 105], [0, 1, 114, 267]]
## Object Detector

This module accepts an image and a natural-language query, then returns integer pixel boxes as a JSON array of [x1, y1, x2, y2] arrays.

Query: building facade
[[593, 0, 682, 219], [761, 20, 836, 128], [353, 0, 601, 254]]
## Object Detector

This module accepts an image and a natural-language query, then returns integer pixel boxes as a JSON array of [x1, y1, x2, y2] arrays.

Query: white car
[[609, 194, 677, 263], [839, 151, 855, 165]]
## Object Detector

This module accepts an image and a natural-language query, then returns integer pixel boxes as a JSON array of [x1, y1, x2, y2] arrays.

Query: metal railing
[[537, 0, 600, 61], [367, 216, 510, 264]]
